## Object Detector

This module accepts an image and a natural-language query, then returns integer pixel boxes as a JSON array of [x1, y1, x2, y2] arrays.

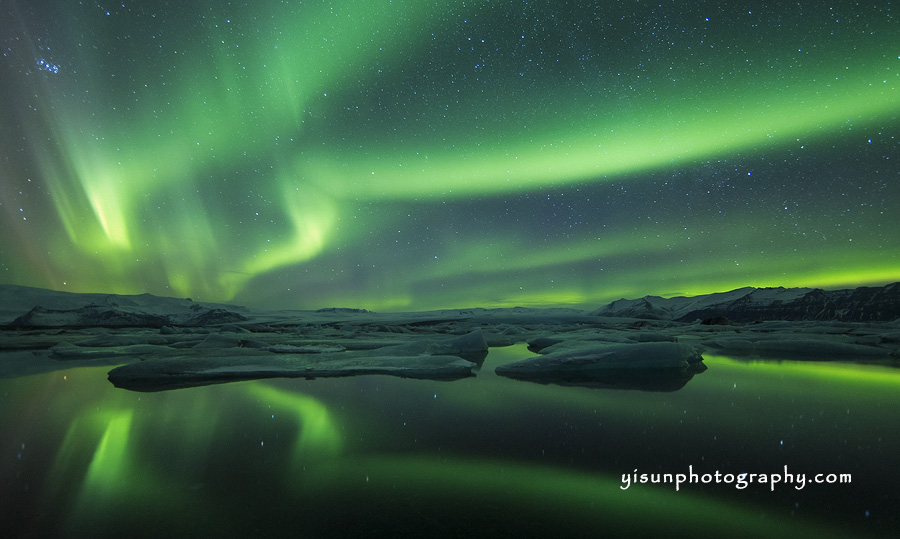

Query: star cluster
[[1, 1, 898, 310]]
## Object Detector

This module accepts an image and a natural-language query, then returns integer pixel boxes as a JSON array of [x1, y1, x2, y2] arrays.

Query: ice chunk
[[495, 342, 706, 391], [107, 353, 476, 392], [106, 330, 487, 392]]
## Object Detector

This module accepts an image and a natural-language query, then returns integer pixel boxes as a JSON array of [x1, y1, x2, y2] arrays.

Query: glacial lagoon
[[2, 346, 898, 538]]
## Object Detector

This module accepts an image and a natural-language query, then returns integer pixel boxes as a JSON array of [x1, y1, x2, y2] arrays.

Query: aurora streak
[[2, 0, 898, 310]]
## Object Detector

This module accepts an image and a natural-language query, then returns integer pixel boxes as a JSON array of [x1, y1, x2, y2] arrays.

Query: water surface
[[2, 346, 897, 538]]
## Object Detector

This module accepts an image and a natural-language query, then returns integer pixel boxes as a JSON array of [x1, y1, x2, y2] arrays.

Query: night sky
[[2, 1, 898, 311]]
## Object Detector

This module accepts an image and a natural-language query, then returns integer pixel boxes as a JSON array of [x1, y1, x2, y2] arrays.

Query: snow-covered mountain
[[592, 282, 900, 322], [1, 285, 248, 328], [3, 282, 899, 327]]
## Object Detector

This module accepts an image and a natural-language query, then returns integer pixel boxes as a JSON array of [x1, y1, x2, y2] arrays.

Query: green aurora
[[2, 0, 898, 309]]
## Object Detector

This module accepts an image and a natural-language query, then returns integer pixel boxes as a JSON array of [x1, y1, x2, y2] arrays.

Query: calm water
[[2, 345, 898, 538]]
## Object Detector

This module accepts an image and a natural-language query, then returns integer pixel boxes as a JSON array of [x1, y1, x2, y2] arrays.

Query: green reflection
[[2, 352, 897, 537], [247, 383, 343, 463], [34, 372, 192, 533], [301, 455, 850, 538], [81, 409, 133, 493], [704, 355, 900, 386]]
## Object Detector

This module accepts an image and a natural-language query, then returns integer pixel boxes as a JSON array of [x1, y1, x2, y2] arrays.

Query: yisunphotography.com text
[[621, 465, 851, 492]]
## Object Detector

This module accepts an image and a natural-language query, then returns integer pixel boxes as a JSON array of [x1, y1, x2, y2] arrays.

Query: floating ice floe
[[1, 284, 898, 391], [496, 342, 707, 392]]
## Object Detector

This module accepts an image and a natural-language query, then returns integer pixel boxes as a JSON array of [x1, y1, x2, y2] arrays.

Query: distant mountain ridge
[[591, 282, 900, 322], [1, 282, 899, 327], [0, 284, 247, 328]]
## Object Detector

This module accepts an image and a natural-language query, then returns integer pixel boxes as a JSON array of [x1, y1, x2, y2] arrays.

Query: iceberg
[[495, 342, 707, 391]]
